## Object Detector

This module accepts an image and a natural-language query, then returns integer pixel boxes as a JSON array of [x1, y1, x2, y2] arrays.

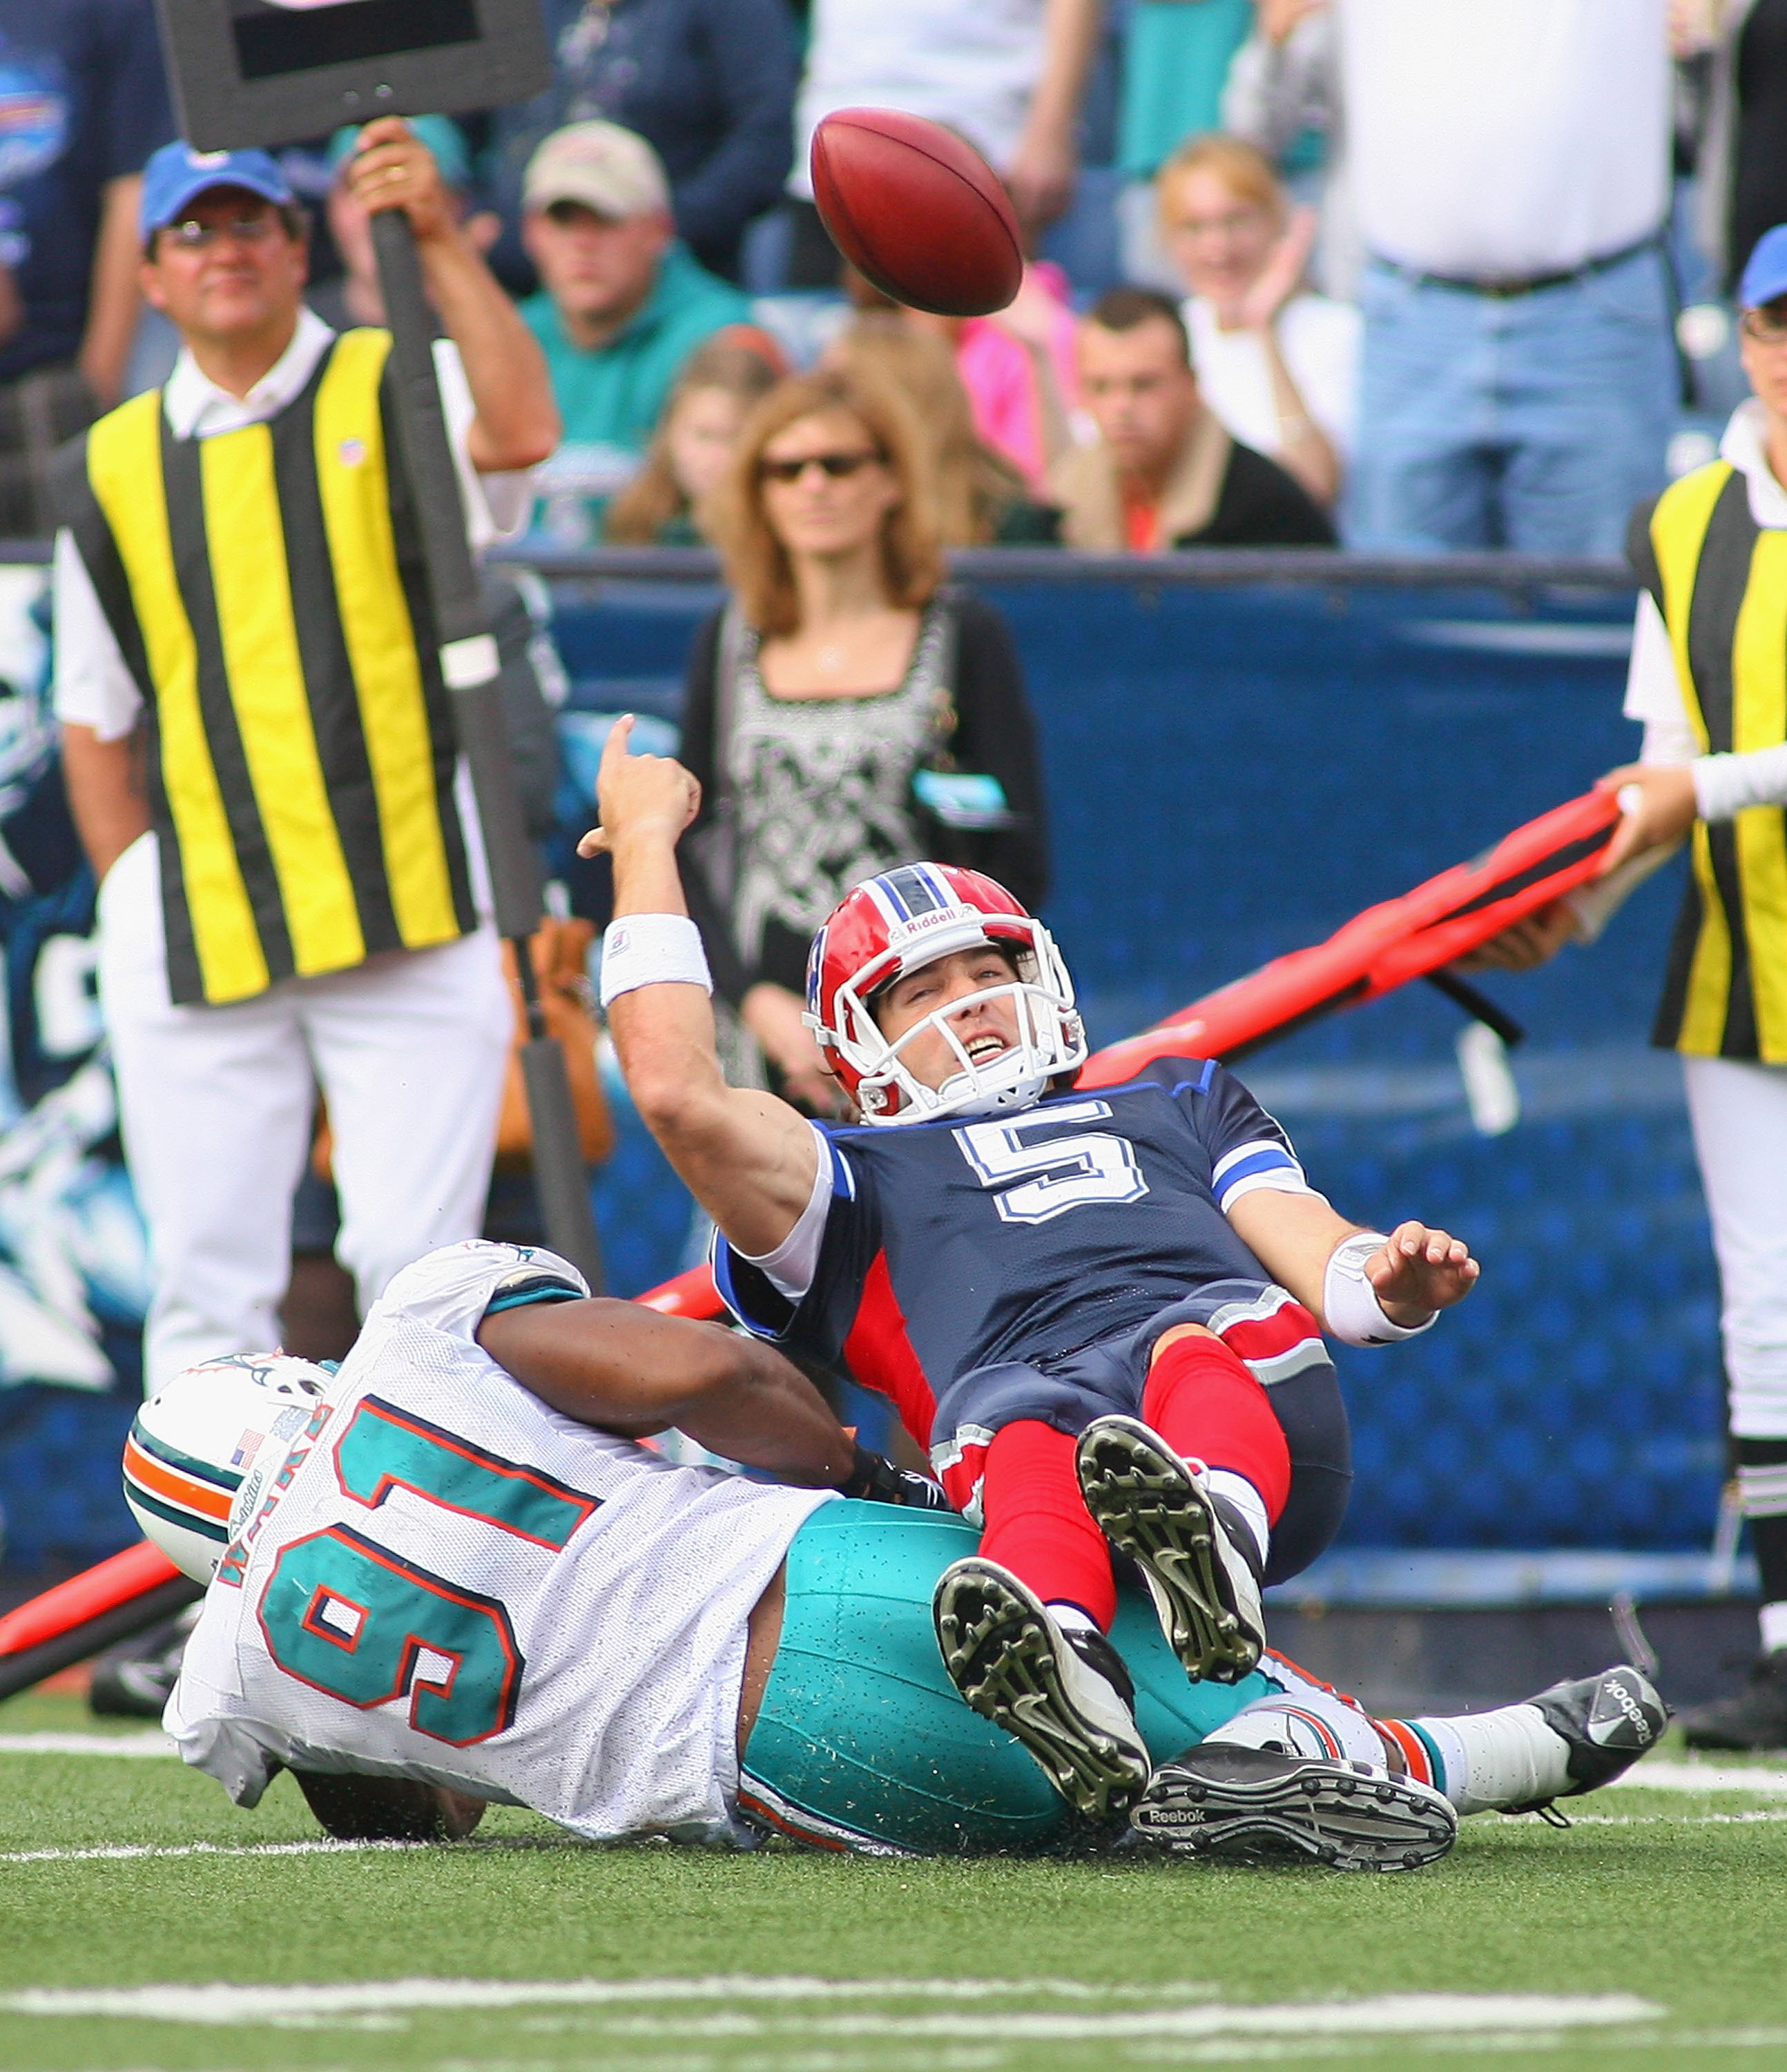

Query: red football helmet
[[804, 863, 1087, 1124]]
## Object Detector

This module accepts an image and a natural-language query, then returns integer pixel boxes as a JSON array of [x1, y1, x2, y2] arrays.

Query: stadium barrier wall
[[0, 547, 1722, 1572]]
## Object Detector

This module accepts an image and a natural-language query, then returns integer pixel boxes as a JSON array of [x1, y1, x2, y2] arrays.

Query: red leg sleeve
[[1141, 1332, 1292, 1523], [979, 1419, 1116, 1629]]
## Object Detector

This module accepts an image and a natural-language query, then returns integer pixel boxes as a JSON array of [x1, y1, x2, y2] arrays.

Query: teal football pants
[[739, 1503, 1277, 1854]]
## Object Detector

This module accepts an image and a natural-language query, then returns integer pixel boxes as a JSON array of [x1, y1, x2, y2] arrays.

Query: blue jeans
[[1347, 247, 1677, 555]]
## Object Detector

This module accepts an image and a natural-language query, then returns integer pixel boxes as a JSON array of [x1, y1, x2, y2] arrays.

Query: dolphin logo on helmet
[[805, 863, 1087, 1124]]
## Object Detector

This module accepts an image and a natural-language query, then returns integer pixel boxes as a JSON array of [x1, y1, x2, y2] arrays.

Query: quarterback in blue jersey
[[585, 722, 1480, 1820]]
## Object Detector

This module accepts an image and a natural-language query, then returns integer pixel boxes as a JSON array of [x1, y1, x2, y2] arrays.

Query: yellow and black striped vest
[[63, 329, 474, 1006], [1630, 461, 1787, 1063]]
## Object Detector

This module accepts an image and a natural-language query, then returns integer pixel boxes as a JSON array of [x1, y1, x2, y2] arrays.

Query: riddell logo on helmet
[[887, 910, 963, 947]]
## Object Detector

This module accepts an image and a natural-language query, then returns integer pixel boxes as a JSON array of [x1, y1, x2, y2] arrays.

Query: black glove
[[839, 1441, 954, 1510]]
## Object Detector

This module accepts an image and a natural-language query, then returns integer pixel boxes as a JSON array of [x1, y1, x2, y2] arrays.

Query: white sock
[[1046, 1602, 1101, 1636], [1412, 1704, 1572, 1816], [1206, 1468, 1271, 1569], [1759, 1601, 1787, 1655]]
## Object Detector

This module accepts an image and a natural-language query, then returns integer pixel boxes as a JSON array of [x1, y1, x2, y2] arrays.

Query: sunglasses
[[758, 449, 885, 483], [160, 214, 279, 251], [1741, 309, 1787, 347]]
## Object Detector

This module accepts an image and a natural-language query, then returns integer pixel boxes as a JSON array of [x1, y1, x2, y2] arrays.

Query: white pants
[[99, 834, 512, 1393], [1683, 1054, 1787, 1439]]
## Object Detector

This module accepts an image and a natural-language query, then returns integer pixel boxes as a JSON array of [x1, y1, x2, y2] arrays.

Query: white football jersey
[[166, 1243, 834, 1844]]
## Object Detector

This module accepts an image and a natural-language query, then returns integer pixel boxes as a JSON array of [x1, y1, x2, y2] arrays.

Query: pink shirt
[[956, 263, 1080, 490]]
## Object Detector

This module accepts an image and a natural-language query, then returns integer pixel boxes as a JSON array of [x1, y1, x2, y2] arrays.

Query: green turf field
[[3, 1690, 1785, 2072]]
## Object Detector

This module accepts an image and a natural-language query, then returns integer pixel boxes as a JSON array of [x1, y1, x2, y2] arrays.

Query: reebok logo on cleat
[[1588, 1676, 1661, 1748]]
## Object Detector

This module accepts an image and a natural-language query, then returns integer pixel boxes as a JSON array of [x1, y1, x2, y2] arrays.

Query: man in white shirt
[[789, 0, 1103, 240], [1471, 225, 1787, 1745], [1335, 0, 1677, 554], [54, 128, 559, 1393]]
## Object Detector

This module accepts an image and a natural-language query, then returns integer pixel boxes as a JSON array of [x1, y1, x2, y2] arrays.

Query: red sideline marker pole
[[0, 785, 1623, 1697], [1080, 787, 1620, 1087]]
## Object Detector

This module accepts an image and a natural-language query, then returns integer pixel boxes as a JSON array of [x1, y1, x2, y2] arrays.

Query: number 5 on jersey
[[257, 1398, 599, 1746], [955, 1100, 1149, 1225]]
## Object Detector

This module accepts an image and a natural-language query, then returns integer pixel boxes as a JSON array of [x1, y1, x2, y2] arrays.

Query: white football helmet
[[123, 1352, 334, 1582]]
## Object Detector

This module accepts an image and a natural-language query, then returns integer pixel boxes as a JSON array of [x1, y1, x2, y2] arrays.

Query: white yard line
[[1609, 1759, 1787, 1795], [0, 1731, 175, 1756], [0, 1982, 1662, 2040]]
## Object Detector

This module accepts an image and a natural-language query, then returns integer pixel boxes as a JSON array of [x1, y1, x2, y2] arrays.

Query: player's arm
[[476, 1296, 858, 1486], [578, 716, 820, 1258], [1228, 1189, 1479, 1337], [347, 117, 558, 472]]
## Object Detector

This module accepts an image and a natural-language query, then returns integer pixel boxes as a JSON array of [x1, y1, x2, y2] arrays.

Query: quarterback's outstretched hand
[[1366, 1221, 1480, 1325], [577, 714, 701, 859]]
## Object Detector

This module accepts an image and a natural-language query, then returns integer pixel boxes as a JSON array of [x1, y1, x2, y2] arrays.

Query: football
[[810, 108, 1024, 318]]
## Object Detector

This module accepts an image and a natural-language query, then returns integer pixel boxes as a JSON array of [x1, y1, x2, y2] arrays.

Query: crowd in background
[[5, 0, 1784, 562]]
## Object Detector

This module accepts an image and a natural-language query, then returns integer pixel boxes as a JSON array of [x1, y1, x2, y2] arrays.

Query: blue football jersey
[[715, 1057, 1314, 1443]]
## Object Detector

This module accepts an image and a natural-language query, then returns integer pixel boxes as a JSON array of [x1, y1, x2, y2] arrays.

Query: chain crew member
[[1473, 222, 1787, 1747], [54, 128, 559, 1390]]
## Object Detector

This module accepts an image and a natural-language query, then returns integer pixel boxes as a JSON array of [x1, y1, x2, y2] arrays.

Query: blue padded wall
[[563, 570, 1721, 1555]]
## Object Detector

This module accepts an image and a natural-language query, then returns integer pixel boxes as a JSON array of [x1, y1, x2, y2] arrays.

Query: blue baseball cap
[[140, 142, 295, 241], [1739, 224, 1787, 310], [326, 117, 473, 195]]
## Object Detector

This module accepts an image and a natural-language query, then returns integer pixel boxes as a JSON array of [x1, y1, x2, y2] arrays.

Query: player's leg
[[1674, 1057, 1787, 1748], [97, 842, 315, 1390], [744, 1501, 1284, 1852], [304, 926, 512, 1318], [1133, 1651, 1667, 1868], [934, 1419, 1150, 1820], [1075, 1321, 1293, 1682]]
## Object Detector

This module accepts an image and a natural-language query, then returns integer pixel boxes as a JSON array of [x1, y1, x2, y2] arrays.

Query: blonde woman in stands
[[828, 317, 1059, 546], [1157, 132, 1359, 510], [677, 365, 1048, 1111], [605, 338, 782, 545]]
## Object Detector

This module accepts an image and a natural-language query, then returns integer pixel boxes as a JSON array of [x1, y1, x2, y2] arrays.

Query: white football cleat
[[1076, 1416, 1266, 1683], [933, 1556, 1151, 1821]]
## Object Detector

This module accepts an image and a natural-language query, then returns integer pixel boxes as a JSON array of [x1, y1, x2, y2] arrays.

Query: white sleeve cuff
[[1693, 743, 1787, 822], [735, 1124, 832, 1301]]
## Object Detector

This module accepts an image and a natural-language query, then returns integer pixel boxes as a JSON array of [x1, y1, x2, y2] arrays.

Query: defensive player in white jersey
[[131, 1242, 1665, 1863]]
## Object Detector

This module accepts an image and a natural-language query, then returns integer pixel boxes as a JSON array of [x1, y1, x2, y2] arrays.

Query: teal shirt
[[1118, 0, 1254, 178], [523, 242, 753, 450], [523, 243, 752, 541]]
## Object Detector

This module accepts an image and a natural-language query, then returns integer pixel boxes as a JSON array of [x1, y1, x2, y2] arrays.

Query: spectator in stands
[[309, 118, 499, 332], [519, 122, 773, 543], [1340, 0, 1677, 555], [0, 0, 175, 537], [830, 318, 1061, 544], [1157, 134, 1358, 509], [485, 0, 798, 284], [784, 0, 1104, 283], [844, 254, 1080, 496], [1693, 0, 1787, 298], [604, 336, 780, 544], [1049, 288, 1334, 548], [1221, 1, 1355, 299], [1114, 0, 1255, 285], [677, 366, 1048, 1108]]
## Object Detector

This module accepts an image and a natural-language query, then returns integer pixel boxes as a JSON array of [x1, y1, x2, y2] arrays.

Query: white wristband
[[599, 914, 712, 1008], [1322, 1231, 1437, 1347]]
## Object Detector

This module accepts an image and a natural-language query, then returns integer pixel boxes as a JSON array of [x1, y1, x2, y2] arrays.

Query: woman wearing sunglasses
[[671, 365, 1048, 1113]]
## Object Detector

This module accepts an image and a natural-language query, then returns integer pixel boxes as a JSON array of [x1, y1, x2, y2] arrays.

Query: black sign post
[[151, 0, 606, 1290]]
